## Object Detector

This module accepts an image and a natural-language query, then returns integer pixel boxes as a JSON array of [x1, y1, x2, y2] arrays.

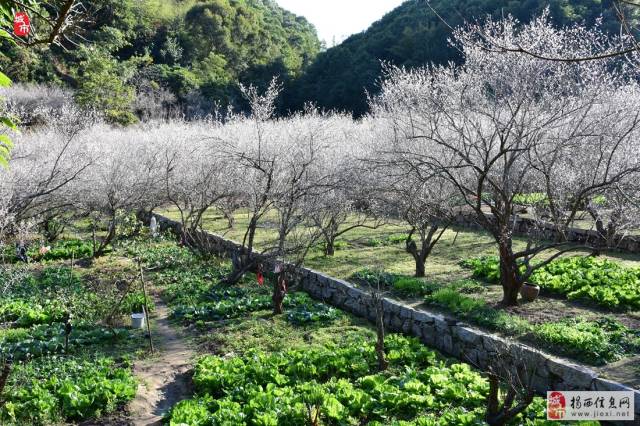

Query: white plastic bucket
[[131, 313, 145, 329]]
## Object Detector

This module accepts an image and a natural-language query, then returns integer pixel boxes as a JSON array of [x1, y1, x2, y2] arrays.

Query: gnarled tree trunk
[[324, 237, 336, 256], [273, 272, 287, 315], [498, 240, 522, 306]]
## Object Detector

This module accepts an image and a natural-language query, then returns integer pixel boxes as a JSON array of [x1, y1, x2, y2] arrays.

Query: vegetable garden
[[1, 218, 631, 425], [1, 9, 640, 426]]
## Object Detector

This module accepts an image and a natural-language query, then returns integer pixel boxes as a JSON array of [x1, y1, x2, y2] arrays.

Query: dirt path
[[127, 295, 195, 425]]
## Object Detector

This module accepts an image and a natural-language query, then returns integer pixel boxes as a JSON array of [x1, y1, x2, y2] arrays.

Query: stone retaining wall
[[452, 213, 640, 254], [154, 214, 640, 422]]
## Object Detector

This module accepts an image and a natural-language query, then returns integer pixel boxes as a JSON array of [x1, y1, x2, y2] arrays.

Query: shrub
[[512, 192, 549, 206], [351, 268, 397, 288], [386, 233, 410, 244], [121, 291, 155, 314], [351, 269, 442, 297], [320, 240, 349, 252], [429, 288, 486, 315], [126, 243, 198, 270], [363, 234, 410, 247], [364, 238, 385, 247], [31, 239, 97, 261], [392, 277, 429, 296]]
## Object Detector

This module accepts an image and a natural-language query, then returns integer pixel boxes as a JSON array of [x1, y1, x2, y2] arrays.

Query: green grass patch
[[425, 287, 639, 365]]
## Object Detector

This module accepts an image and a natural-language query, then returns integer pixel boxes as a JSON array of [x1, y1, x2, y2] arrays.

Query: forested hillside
[[0, 0, 321, 123], [286, 0, 630, 116], [0, 0, 632, 119]]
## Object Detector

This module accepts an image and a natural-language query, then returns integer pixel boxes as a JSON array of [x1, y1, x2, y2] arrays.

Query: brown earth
[[127, 294, 195, 426]]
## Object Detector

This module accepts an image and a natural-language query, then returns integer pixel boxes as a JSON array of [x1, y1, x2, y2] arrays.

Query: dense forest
[[0, 0, 321, 123], [286, 0, 630, 116], [0, 0, 632, 120]]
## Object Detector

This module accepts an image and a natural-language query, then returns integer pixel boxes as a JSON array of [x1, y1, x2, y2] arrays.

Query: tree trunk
[[222, 258, 256, 286], [406, 238, 426, 278], [593, 216, 607, 255], [375, 323, 388, 371], [498, 241, 521, 306], [485, 375, 502, 426], [94, 217, 116, 258], [273, 273, 286, 315], [223, 212, 235, 229], [484, 371, 534, 426], [374, 298, 388, 371], [247, 223, 256, 254], [0, 361, 11, 407], [414, 256, 426, 278], [324, 238, 335, 256], [43, 216, 65, 243], [405, 237, 427, 278]]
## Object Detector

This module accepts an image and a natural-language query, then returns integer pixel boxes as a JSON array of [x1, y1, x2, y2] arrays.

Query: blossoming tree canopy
[[372, 15, 640, 305]]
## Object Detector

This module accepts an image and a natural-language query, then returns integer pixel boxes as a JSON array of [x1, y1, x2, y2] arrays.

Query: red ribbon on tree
[[256, 263, 264, 286], [13, 12, 30, 37]]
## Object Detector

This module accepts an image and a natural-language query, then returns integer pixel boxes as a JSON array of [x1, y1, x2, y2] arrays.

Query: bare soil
[[127, 293, 195, 426]]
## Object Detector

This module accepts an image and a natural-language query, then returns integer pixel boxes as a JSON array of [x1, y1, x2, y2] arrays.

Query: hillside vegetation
[[286, 0, 632, 116], [0, 0, 320, 122], [0, 0, 633, 119]]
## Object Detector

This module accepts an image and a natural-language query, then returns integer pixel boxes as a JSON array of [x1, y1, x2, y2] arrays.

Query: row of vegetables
[[461, 255, 640, 310], [168, 335, 553, 425], [3, 234, 633, 424], [0, 241, 146, 425]]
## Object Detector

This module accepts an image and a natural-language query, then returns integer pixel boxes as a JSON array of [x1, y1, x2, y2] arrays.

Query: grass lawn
[[159, 206, 640, 288]]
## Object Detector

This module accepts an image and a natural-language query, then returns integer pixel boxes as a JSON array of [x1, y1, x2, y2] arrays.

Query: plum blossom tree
[[268, 109, 357, 259], [308, 119, 385, 257], [159, 119, 237, 247], [217, 80, 362, 313], [73, 123, 163, 257], [380, 176, 458, 278], [0, 105, 92, 238], [224, 79, 282, 266], [583, 183, 640, 251], [526, 82, 640, 251], [373, 16, 640, 305], [261, 111, 369, 313], [459, 6, 640, 63], [366, 116, 461, 278]]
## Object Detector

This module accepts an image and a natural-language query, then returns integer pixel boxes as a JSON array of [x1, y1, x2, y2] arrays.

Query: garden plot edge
[[153, 213, 640, 421]]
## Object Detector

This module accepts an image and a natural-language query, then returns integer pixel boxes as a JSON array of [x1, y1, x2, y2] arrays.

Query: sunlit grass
[[159, 207, 640, 282]]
